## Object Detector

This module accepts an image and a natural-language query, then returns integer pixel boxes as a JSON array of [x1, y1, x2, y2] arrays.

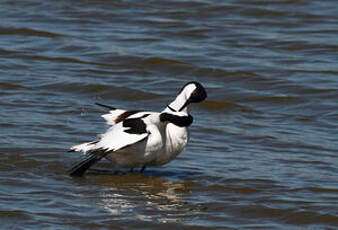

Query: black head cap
[[178, 81, 207, 111], [187, 81, 207, 103]]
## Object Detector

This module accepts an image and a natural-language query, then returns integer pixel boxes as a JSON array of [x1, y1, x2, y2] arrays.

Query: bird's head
[[173, 81, 207, 112], [161, 81, 207, 127], [181, 81, 207, 110]]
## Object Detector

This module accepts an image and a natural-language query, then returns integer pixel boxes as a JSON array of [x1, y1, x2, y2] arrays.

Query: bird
[[68, 81, 207, 176]]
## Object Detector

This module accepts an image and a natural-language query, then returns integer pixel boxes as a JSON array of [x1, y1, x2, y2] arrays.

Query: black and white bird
[[68, 81, 207, 176]]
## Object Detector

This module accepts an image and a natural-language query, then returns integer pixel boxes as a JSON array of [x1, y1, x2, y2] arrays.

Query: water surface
[[0, 0, 337, 229]]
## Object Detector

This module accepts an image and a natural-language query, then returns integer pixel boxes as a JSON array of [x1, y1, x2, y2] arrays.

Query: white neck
[[165, 91, 189, 113]]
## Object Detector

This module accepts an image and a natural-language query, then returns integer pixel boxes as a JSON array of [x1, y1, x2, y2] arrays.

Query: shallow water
[[1, 0, 337, 229]]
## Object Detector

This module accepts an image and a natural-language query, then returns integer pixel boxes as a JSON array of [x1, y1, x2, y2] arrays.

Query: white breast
[[150, 123, 189, 166]]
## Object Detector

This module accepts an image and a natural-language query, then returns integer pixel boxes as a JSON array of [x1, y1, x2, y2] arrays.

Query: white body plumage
[[69, 81, 207, 176]]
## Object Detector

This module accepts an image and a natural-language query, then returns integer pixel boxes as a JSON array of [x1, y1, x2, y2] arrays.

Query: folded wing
[[69, 114, 150, 176]]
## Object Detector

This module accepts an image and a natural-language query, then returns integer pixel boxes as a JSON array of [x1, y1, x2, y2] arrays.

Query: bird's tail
[[69, 140, 99, 153], [68, 149, 109, 176]]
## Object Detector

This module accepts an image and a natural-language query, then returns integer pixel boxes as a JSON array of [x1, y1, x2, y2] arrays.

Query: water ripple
[[0, 0, 337, 229]]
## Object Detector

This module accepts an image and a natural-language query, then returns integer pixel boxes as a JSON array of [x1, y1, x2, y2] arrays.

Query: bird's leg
[[140, 166, 146, 173]]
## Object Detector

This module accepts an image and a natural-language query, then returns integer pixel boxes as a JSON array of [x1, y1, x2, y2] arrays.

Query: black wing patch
[[160, 113, 193, 127], [115, 110, 141, 124], [123, 114, 150, 134], [69, 148, 110, 176], [96, 102, 143, 124]]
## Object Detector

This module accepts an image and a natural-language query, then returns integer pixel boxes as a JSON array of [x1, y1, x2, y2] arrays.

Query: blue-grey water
[[1, 0, 337, 229]]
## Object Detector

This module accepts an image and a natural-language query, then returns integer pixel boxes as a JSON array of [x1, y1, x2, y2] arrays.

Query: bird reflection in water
[[95, 172, 194, 223]]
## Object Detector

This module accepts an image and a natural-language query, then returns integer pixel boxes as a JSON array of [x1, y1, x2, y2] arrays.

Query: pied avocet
[[69, 81, 207, 176]]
